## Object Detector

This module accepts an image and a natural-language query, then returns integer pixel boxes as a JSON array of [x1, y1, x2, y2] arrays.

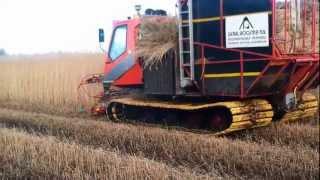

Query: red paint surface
[[114, 63, 143, 86]]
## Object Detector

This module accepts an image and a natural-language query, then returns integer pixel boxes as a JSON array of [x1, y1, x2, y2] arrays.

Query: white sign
[[226, 12, 269, 48]]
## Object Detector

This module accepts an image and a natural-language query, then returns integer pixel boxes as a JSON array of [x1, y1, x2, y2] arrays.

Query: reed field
[[0, 53, 104, 115]]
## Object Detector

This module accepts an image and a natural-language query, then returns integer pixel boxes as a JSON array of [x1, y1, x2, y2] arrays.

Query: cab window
[[109, 25, 127, 60]]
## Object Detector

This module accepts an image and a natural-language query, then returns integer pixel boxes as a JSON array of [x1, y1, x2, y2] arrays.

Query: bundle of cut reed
[[275, 1, 319, 54], [136, 16, 178, 68]]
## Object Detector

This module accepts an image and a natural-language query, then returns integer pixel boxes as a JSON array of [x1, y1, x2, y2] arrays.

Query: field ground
[[0, 54, 319, 179], [0, 108, 319, 179]]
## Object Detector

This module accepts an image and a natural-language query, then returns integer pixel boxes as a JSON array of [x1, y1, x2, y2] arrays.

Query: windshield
[[109, 25, 127, 60]]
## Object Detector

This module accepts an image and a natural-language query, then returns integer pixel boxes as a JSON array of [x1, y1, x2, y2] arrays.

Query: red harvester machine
[[79, 0, 319, 135]]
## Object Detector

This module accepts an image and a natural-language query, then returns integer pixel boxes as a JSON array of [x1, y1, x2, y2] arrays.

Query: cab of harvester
[[100, 18, 143, 90]]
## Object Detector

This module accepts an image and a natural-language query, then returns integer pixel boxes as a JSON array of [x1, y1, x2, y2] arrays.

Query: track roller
[[106, 102, 126, 122]]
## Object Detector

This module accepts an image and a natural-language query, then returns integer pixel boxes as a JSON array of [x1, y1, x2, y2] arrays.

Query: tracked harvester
[[79, 0, 319, 134]]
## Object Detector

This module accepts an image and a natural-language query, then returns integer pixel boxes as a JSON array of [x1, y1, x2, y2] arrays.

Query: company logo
[[239, 16, 254, 30], [226, 13, 270, 48]]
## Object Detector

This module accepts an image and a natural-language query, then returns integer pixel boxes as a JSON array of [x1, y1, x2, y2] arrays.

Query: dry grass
[[0, 108, 318, 179], [136, 17, 178, 68], [0, 53, 104, 115], [232, 123, 319, 150], [0, 127, 204, 180]]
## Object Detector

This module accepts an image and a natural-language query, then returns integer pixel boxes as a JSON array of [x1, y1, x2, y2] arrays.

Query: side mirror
[[99, 29, 105, 43]]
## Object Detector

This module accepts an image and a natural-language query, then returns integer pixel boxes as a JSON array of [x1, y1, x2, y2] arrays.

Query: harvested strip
[[0, 127, 206, 180], [0, 109, 318, 179], [230, 123, 319, 150]]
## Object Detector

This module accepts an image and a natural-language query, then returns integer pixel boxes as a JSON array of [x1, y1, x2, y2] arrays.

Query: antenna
[[135, 4, 142, 16]]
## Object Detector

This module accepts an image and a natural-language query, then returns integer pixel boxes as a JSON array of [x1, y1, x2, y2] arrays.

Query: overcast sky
[[0, 0, 175, 54]]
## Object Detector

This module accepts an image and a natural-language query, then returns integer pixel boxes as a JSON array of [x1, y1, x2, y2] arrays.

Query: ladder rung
[[181, 24, 189, 28], [180, 44, 189, 47], [181, 38, 189, 40], [181, 51, 190, 54], [180, 11, 189, 14]]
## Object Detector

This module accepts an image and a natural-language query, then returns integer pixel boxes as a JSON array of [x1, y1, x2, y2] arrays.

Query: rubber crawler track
[[107, 98, 274, 135], [105, 92, 318, 135]]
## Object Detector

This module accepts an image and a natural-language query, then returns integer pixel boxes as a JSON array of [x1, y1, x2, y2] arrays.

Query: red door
[[103, 19, 143, 89]]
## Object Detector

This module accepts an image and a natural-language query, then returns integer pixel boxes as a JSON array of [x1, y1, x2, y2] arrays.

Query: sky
[[0, 0, 175, 54]]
